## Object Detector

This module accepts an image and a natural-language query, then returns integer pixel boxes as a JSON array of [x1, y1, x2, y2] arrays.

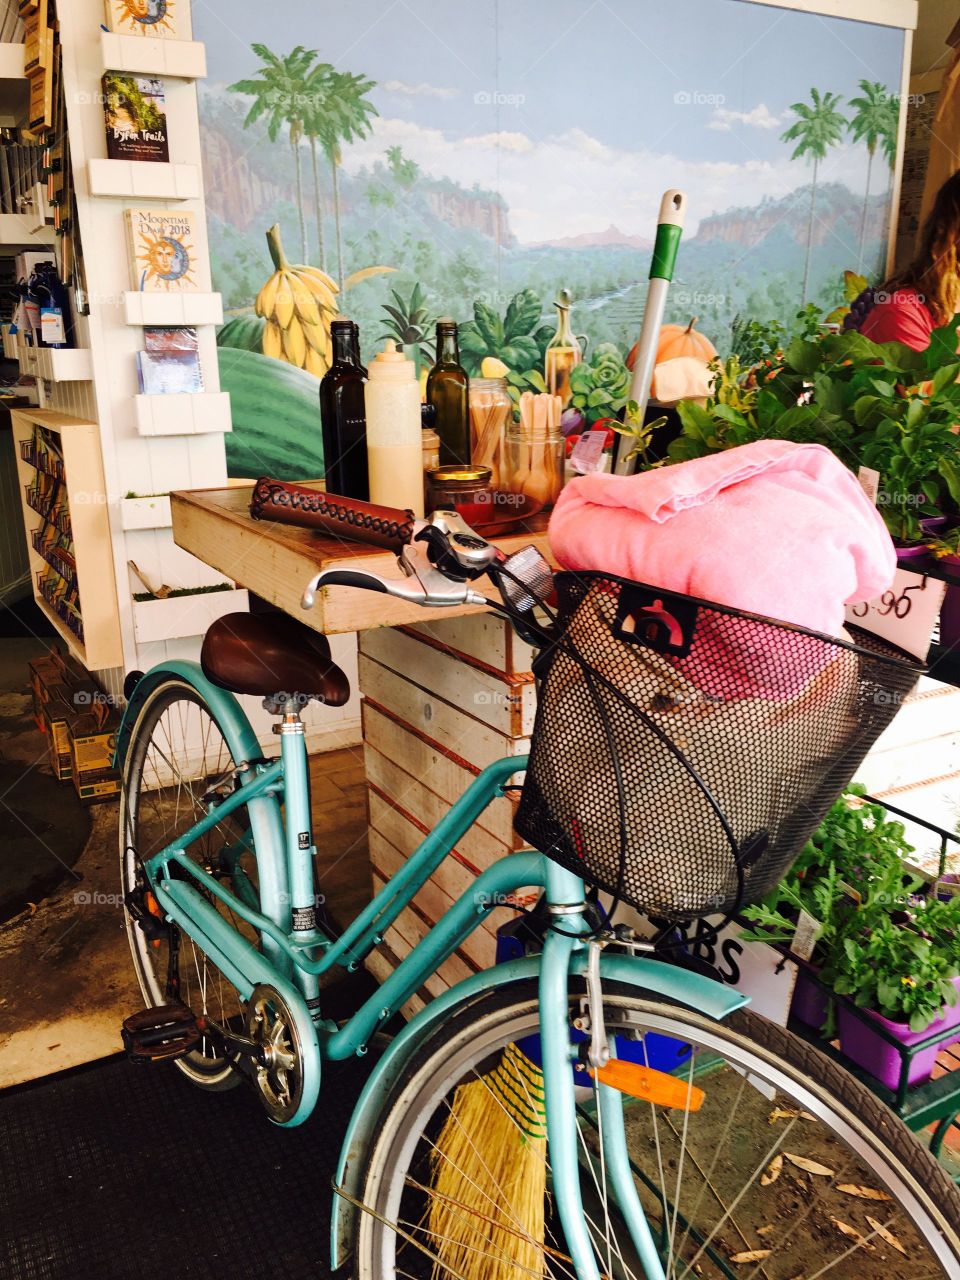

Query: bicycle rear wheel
[[119, 678, 262, 1090], [353, 981, 960, 1279]]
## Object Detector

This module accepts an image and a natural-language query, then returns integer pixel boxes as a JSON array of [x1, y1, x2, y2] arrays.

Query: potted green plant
[[825, 889, 960, 1089], [741, 789, 916, 1029], [927, 527, 960, 647]]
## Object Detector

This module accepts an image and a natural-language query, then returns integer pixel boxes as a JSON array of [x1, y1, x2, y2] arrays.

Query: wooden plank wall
[[358, 615, 537, 1009]]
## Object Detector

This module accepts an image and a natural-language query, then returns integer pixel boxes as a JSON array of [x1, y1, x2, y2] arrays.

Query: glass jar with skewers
[[468, 377, 513, 490], [501, 389, 565, 512]]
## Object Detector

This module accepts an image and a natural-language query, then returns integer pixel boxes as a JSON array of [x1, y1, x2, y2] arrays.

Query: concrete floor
[[0, 630, 370, 1089]]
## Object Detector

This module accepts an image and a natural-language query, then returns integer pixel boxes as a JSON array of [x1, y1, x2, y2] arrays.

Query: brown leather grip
[[249, 478, 417, 551]]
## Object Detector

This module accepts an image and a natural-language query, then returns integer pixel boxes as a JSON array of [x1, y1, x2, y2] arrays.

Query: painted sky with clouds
[[195, 0, 905, 243]]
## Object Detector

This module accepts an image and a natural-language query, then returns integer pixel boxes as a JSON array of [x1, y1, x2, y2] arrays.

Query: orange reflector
[[589, 1060, 705, 1111], [145, 891, 161, 917]]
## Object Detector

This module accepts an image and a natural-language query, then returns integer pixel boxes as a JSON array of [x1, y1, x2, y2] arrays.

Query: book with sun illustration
[[103, 0, 180, 39], [125, 209, 199, 292]]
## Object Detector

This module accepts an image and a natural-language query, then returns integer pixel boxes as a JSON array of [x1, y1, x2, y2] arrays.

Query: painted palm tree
[[228, 44, 317, 262], [386, 144, 419, 188], [302, 60, 337, 273], [781, 88, 847, 305], [319, 70, 379, 291], [847, 80, 900, 271]]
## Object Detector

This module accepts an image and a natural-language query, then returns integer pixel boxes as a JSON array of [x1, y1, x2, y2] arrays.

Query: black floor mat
[[0, 1052, 376, 1279]]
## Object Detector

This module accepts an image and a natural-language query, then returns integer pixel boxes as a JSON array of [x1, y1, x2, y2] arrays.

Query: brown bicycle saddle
[[200, 612, 350, 705]]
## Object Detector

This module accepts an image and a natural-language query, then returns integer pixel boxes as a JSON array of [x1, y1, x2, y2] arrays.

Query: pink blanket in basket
[[549, 439, 895, 637]]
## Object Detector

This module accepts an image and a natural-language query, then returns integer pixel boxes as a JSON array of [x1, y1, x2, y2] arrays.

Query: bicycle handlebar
[[250, 478, 417, 552]]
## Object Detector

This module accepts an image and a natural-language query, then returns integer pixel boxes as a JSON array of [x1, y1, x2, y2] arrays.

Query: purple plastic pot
[[895, 542, 932, 565], [837, 975, 960, 1090], [921, 515, 953, 535], [791, 966, 829, 1030], [936, 552, 960, 649]]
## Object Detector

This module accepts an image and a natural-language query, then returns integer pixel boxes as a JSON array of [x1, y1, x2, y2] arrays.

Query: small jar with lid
[[468, 377, 512, 489], [426, 464, 493, 514]]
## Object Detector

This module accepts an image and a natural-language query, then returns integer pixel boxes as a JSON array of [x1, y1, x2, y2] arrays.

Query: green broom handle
[[614, 189, 686, 475]]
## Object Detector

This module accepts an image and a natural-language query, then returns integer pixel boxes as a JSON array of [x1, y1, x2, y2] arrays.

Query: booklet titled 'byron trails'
[[102, 72, 169, 163]]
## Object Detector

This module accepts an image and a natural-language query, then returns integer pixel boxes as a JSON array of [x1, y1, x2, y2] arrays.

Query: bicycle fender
[[114, 660, 264, 772], [330, 949, 746, 1270]]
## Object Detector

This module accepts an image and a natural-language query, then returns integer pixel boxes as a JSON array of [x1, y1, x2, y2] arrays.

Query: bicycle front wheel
[[353, 981, 960, 1279]]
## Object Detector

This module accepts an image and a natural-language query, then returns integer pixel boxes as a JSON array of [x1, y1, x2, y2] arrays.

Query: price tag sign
[[570, 430, 608, 475], [857, 465, 881, 506], [40, 307, 64, 345], [845, 568, 945, 661]]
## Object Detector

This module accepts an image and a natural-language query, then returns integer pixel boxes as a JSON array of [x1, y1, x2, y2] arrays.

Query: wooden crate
[[359, 615, 535, 997], [11, 409, 122, 669]]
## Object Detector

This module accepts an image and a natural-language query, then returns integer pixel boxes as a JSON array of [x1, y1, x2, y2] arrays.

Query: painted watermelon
[[219, 346, 324, 481], [217, 314, 267, 352]]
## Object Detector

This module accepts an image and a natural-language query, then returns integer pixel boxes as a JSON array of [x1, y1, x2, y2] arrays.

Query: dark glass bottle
[[427, 319, 469, 466], [319, 319, 369, 500]]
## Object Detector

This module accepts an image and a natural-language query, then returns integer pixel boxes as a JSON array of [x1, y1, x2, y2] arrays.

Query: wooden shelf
[[88, 159, 201, 201], [124, 292, 223, 326], [133, 391, 230, 437], [0, 42, 26, 126], [133, 586, 247, 644], [119, 494, 172, 531], [11, 409, 123, 669], [0, 212, 54, 246], [100, 31, 206, 80], [19, 346, 93, 381]]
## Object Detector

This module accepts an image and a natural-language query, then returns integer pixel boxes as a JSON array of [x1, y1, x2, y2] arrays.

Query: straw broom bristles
[[428, 1041, 548, 1279]]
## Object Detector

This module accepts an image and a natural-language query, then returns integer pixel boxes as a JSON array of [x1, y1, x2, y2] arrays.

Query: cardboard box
[[43, 702, 72, 780], [69, 723, 120, 805], [28, 650, 115, 786]]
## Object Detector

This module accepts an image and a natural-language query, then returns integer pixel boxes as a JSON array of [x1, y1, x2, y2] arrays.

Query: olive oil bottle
[[426, 318, 470, 466]]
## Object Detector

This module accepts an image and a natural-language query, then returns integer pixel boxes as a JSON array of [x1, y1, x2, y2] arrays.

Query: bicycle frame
[[120, 664, 746, 1279]]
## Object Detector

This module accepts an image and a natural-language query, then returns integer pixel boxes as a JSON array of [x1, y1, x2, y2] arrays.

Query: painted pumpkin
[[627, 317, 717, 370]]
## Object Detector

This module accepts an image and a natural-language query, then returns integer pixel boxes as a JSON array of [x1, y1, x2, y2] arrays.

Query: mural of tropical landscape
[[193, 0, 906, 477]]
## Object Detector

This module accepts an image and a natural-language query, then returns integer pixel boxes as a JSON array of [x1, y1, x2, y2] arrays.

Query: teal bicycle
[[116, 499, 960, 1279]]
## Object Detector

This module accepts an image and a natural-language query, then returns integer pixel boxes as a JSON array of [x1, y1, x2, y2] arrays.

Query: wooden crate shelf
[[11, 409, 123, 669], [19, 346, 93, 381], [0, 212, 54, 246], [0, 42, 26, 126], [88, 158, 201, 200], [124, 291, 223, 327], [133, 586, 247, 644], [100, 31, 206, 80], [119, 494, 172, 531], [133, 391, 231, 437]]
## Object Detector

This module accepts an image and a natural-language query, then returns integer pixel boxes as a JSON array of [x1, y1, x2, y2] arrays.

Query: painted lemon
[[480, 356, 509, 378]]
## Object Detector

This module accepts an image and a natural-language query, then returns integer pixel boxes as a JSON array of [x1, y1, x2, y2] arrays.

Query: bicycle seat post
[[266, 693, 324, 976]]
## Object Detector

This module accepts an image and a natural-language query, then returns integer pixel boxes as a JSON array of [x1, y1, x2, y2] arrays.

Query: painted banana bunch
[[255, 223, 394, 377]]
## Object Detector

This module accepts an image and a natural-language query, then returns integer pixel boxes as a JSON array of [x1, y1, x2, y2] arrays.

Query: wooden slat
[[359, 626, 535, 738], [362, 701, 522, 848], [370, 831, 499, 973], [358, 653, 529, 769], [171, 484, 552, 635], [365, 753, 510, 884], [409, 614, 535, 674]]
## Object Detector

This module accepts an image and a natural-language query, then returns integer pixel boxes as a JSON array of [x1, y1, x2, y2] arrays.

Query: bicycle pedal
[[121, 1002, 202, 1063]]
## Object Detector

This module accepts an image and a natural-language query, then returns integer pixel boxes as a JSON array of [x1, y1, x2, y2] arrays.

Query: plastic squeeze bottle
[[364, 339, 425, 517]]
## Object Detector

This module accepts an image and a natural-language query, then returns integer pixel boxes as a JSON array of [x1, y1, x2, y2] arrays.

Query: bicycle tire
[[353, 979, 960, 1279], [119, 677, 260, 1091]]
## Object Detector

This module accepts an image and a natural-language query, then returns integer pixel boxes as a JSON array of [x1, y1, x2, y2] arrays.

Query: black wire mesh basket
[[513, 571, 924, 921]]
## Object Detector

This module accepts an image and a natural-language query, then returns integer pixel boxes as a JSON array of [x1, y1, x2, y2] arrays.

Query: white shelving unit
[[100, 31, 206, 80], [119, 494, 172, 531], [133, 391, 231, 437], [88, 159, 202, 201], [133, 586, 248, 644], [123, 291, 223, 327], [19, 346, 93, 382]]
